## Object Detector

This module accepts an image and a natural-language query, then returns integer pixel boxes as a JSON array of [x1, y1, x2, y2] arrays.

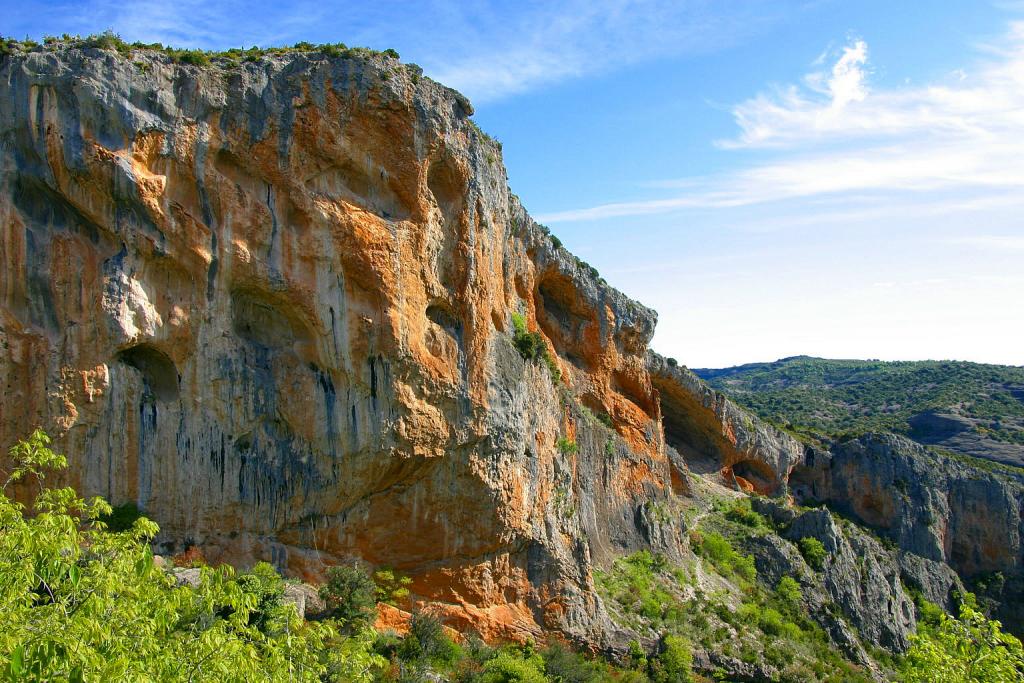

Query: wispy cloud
[[423, 0, 794, 102], [540, 21, 1024, 223]]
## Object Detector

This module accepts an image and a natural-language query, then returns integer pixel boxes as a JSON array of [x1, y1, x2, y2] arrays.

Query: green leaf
[[10, 645, 23, 676]]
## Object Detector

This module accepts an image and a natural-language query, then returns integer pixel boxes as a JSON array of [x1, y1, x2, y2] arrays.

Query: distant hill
[[694, 356, 1024, 468]]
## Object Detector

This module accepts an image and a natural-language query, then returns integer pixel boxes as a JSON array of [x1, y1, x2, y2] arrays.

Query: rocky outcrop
[[648, 353, 806, 495], [0, 44, 685, 645], [783, 508, 916, 652], [791, 433, 1024, 632], [747, 500, 915, 660]]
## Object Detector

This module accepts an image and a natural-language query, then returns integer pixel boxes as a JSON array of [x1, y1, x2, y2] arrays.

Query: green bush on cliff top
[[0, 31, 404, 67]]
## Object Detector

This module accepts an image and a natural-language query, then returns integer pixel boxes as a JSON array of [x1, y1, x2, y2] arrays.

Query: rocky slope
[[1, 42, 1021, 666]]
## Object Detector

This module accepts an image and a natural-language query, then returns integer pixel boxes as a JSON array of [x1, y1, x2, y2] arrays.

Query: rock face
[[748, 499, 917, 661], [0, 45, 680, 645], [792, 433, 1024, 632], [648, 353, 806, 495]]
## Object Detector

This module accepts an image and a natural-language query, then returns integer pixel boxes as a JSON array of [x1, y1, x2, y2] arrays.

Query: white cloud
[[540, 22, 1024, 223]]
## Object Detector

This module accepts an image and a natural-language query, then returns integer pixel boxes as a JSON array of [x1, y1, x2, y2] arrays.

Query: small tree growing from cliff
[[320, 564, 378, 630], [798, 537, 828, 570], [511, 313, 561, 384]]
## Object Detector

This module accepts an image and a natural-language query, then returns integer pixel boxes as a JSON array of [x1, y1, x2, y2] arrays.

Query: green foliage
[[692, 532, 757, 583], [596, 544, 872, 683], [0, 430, 382, 681], [651, 635, 692, 683], [480, 650, 548, 683], [98, 501, 143, 532], [775, 576, 802, 607], [696, 356, 1024, 450], [626, 640, 647, 671], [540, 643, 617, 683], [166, 48, 211, 66], [723, 498, 770, 531], [512, 313, 544, 361], [373, 567, 412, 606], [549, 235, 563, 250], [738, 602, 803, 640], [236, 561, 289, 635], [511, 313, 561, 384], [395, 612, 460, 667], [0, 32, 408, 72], [901, 597, 1024, 682], [595, 552, 674, 627], [798, 537, 828, 570], [557, 437, 579, 456], [320, 564, 378, 630]]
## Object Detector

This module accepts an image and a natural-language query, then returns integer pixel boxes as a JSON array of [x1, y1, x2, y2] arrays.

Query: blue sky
[[5, 1, 1023, 367]]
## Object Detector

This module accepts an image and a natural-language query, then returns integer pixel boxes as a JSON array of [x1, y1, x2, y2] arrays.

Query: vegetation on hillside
[[598, 493, 1024, 682], [695, 356, 1024, 447], [512, 313, 561, 384], [597, 495, 876, 682], [902, 595, 1024, 682]]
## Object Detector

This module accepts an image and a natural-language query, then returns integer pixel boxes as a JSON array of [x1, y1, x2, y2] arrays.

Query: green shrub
[[550, 235, 562, 250], [652, 635, 692, 682], [557, 437, 578, 456], [901, 597, 1024, 682], [541, 644, 610, 683], [170, 49, 211, 66], [512, 313, 544, 361], [480, 650, 547, 683], [320, 563, 377, 629], [511, 313, 561, 383], [236, 561, 288, 635], [724, 499, 769, 530], [82, 30, 131, 54], [627, 640, 647, 671], [694, 532, 756, 582], [373, 567, 412, 606], [397, 612, 460, 667], [798, 537, 828, 570], [776, 576, 802, 607]]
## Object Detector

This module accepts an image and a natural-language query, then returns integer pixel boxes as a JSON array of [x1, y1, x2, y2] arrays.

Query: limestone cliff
[[0, 44, 677, 645]]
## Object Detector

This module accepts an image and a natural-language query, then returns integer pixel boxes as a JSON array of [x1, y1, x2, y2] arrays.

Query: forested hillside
[[695, 357, 1024, 467]]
